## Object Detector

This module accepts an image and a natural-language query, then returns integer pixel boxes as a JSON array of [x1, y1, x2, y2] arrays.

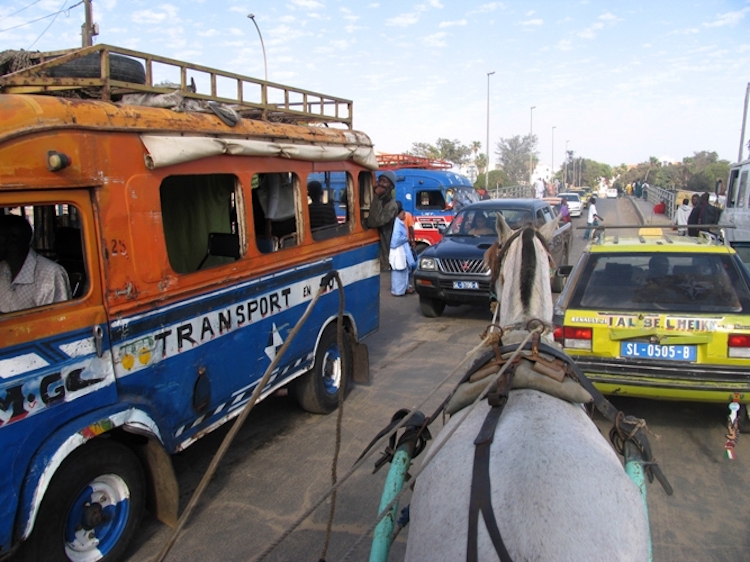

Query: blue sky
[[1, 0, 749, 170]]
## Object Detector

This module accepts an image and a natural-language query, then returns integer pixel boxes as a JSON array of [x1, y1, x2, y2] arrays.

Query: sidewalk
[[627, 196, 672, 226]]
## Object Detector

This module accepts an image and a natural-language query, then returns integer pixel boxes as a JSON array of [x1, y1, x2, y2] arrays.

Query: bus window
[[252, 172, 300, 252], [160, 174, 241, 273], [306, 170, 353, 241], [417, 190, 446, 210], [1, 204, 85, 313]]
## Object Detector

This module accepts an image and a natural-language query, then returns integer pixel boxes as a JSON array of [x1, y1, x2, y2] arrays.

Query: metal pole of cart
[[369, 443, 414, 562], [624, 440, 652, 562]]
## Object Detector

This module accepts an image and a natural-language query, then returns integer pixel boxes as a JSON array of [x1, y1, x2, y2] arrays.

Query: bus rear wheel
[[18, 440, 145, 562], [292, 324, 352, 414]]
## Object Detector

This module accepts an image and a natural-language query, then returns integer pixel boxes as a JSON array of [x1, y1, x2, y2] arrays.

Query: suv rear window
[[568, 252, 750, 313], [446, 208, 534, 235]]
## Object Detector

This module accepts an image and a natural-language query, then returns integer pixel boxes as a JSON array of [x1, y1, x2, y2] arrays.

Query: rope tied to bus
[[155, 270, 346, 562]]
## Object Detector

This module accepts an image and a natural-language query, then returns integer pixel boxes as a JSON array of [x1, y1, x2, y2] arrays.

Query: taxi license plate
[[453, 281, 478, 290], [621, 342, 696, 361]]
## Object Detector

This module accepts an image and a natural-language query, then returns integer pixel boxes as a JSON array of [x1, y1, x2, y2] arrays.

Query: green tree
[[475, 168, 510, 190], [495, 134, 536, 185], [407, 138, 474, 166], [475, 153, 488, 175]]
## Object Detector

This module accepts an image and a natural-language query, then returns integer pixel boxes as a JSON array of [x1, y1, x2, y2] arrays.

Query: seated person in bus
[[468, 212, 494, 235], [307, 181, 338, 230], [258, 173, 297, 239], [0, 214, 71, 313]]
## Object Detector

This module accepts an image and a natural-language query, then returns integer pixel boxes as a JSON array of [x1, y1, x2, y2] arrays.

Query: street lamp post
[[486, 71, 495, 193], [529, 106, 536, 186], [551, 125, 556, 188], [247, 14, 268, 82], [564, 140, 569, 189]]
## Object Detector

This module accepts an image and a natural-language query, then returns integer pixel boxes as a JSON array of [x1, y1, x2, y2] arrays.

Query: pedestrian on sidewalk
[[583, 196, 603, 240], [389, 201, 415, 296], [687, 192, 721, 237], [367, 171, 399, 270], [674, 198, 691, 235]]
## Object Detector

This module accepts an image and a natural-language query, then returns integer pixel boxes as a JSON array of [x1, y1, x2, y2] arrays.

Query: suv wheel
[[419, 296, 445, 317]]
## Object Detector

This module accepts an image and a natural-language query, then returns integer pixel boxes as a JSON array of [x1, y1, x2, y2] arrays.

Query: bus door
[[0, 192, 116, 544]]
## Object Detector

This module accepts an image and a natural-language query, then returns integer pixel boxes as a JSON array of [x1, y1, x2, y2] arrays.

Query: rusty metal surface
[[0, 44, 353, 128]]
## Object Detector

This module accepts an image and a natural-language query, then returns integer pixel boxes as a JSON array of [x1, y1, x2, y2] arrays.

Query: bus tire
[[17, 440, 145, 562], [419, 296, 445, 317], [47, 53, 146, 84], [292, 324, 351, 414]]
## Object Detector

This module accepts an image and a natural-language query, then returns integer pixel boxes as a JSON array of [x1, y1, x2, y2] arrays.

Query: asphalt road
[[121, 197, 750, 562]]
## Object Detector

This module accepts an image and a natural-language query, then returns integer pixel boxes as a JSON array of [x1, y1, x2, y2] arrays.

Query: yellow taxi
[[553, 228, 750, 407]]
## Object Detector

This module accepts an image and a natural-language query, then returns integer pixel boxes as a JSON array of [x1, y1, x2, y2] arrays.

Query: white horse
[[404, 215, 650, 562]]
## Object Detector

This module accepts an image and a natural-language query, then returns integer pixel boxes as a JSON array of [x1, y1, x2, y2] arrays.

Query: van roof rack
[[376, 153, 453, 170], [0, 44, 353, 128]]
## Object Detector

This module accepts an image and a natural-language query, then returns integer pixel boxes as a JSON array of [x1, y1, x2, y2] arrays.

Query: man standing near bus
[[367, 171, 399, 270]]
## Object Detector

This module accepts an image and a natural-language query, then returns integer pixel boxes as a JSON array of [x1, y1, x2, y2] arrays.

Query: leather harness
[[464, 333, 673, 562]]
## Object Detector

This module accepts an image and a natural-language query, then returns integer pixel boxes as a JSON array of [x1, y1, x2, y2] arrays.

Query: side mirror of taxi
[[557, 265, 573, 277], [438, 224, 447, 234]]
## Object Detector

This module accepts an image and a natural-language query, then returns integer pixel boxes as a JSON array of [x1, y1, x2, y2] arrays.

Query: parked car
[[414, 199, 573, 317], [606, 187, 618, 198], [553, 228, 750, 411], [558, 192, 583, 217]]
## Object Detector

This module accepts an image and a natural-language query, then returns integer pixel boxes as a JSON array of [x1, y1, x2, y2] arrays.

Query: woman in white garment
[[389, 201, 415, 296]]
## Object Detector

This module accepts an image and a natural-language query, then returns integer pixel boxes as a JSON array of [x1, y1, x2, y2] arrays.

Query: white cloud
[[386, 13, 420, 27], [386, 0, 443, 27], [556, 39, 573, 51], [704, 7, 750, 28], [290, 0, 325, 10], [439, 20, 467, 28], [521, 18, 543, 27], [198, 29, 220, 38], [132, 10, 169, 24], [229, 28, 244, 36], [423, 32, 447, 47], [472, 2, 505, 14]]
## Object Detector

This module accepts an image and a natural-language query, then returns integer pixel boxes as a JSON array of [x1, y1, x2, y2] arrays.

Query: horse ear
[[495, 213, 514, 245], [539, 217, 559, 243]]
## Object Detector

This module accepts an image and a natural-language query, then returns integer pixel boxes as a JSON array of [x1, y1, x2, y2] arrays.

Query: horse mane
[[484, 217, 558, 326], [484, 225, 555, 288]]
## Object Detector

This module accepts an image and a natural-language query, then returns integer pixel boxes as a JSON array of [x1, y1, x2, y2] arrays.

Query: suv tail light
[[562, 326, 592, 351], [728, 334, 750, 359]]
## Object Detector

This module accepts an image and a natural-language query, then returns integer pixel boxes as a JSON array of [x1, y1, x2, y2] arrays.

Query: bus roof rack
[[376, 153, 453, 170], [0, 44, 353, 128]]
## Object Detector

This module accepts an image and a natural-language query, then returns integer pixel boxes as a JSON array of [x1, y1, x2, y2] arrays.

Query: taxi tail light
[[553, 325, 564, 343], [562, 326, 592, 351], [728, 334, 750, 359]]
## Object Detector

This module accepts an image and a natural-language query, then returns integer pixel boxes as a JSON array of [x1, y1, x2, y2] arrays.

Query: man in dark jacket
[[307, 181, 338, 230], [366, 171, 399, 270], [687, 192, 721, 237]]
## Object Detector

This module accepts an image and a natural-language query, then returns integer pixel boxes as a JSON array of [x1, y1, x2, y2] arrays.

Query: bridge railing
[[643, 185, 676, 220], [491, 185, 534, 199]]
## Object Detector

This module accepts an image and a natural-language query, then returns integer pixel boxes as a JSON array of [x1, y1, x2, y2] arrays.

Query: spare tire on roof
[[46, 53, 146, 84]]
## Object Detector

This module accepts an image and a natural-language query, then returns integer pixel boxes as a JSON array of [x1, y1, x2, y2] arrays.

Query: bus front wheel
[[18, 440, 145, 562], [292, 324, 352, 414]]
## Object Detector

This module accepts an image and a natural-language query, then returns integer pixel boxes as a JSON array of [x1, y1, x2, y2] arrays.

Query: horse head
[[483, 213, 559, 328]]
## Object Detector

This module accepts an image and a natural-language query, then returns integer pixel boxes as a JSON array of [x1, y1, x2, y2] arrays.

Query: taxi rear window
[[569, 252, 750, 313]]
